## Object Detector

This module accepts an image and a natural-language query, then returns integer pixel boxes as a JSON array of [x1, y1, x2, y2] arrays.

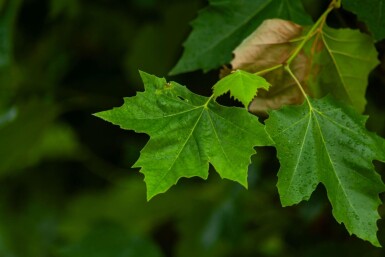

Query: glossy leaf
[[95, 71, 272, 200], [342, 0, 385, 41], [307, 26, 379, 113], [265, 96, 385, 246], [170, 0, 312, 75], [212, 70, 270, 108]]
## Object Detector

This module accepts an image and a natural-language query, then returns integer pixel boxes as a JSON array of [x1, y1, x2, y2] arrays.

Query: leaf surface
[[265, 96, 385, 246], [212, 70, 270, 108], [170, 0, 312, 75], [95, 72, 272, 199], [308, 26, 379, 113], [342, 0, 385, 41]]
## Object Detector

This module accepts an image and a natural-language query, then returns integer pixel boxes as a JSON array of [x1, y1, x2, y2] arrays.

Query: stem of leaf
[[254, 64, 283, 76], [254, 0, 337, 81], [204, 94, 215, 108], [283, 0, 339, 110], [285, 65, 312, 108], [286, 4, 334, 65]]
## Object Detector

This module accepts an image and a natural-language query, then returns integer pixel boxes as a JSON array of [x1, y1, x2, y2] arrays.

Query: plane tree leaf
[[94, 71, 272, 200], [169, 0, 312, 75], [307, 26, 379, 113], [212, 70, 270, 108], [265, 96, 385, 246], [342, 0, 385, 41]]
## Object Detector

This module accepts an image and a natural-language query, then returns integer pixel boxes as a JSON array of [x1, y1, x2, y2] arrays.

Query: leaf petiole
[[254, 64, 283, 76], [286, 2, 334, 65], [284, 66, 311, 109]]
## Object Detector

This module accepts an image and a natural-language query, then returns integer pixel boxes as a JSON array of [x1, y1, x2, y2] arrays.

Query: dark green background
[[1, 0, 385, 256]]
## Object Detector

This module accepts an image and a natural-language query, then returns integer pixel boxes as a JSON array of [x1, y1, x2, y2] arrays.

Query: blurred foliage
[[0, 0, 385, 256]]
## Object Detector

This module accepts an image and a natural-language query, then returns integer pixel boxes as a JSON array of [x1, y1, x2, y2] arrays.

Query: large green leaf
[[212, 70, 270, 108], [95, 72, 272, 199], [342, 0, 385, 41], [308, 26, 379, 113], [265, 96, 385, 246], [170, 0, 312, 75]]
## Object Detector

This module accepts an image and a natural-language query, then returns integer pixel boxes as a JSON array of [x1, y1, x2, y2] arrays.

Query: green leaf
[[308, 26, 379, 113], [170, 0, 312, 75], [265, 96, 385, 246], [95, 71, 272, 200], [212, 70, 270, 108], [342, 0, 385, 41]]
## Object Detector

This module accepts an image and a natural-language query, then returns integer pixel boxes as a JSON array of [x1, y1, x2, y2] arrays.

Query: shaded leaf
[[49, 0, 80, 19], [307, 26, 379, 113], [170, 0, 312, 75], [212, 70, 270, 108], [95, 72, 272, 199], [0, 0, 21, 68], [125, 1, 201, 84], [0, 0, 22, 109], [0, 101, 80, 177], [342, 0, 385, 41], [59, 222, 164, 257], [265, 96, 385, 246]]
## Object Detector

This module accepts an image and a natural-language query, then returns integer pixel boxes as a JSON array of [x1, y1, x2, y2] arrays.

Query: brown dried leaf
[[229, 19, 309, 115]]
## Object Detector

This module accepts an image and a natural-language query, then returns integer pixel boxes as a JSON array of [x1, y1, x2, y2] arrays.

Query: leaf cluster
[[97, 0, 385, 246]]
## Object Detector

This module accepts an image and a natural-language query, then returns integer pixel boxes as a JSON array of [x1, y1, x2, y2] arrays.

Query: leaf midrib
[[321, 30, 354, 105], [287, 111, 312, 194], [312, 108, 359, 220], [151, 106, 206, 193]]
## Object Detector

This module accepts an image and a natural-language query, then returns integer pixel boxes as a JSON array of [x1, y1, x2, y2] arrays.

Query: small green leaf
[[213, 70, 270, 108], [265, 96, 385, 246], [308, 26, 379, 113], [170, 0, 312, 75], [95, 71, 272, 200], [342, 0, 385, 41]]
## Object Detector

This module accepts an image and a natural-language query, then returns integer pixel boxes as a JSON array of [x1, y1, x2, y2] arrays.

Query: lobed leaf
[[170, 0, 312, 75], [212, 70, 270, 108], [265, 96, 385, 246], [95, 72, 272, 200]]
